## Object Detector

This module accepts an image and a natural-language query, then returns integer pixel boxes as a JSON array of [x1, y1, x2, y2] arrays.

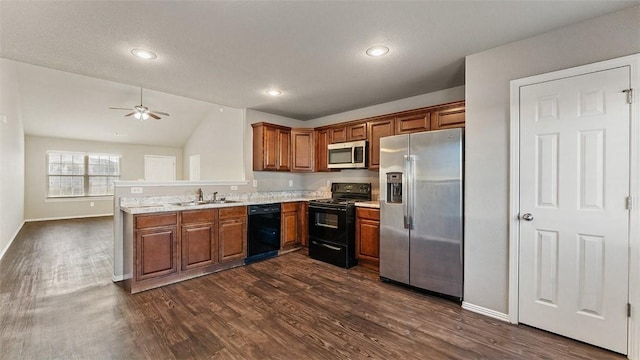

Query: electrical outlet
[[253, 180, 258, 187], [89, 202, 95, 207], [230, 185, 238, 190], [131, 187, 143, 194], [288, 180, 293, 187]]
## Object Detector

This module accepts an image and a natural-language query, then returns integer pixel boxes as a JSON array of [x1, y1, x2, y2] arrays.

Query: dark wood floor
[[0, 217, 624, 359]]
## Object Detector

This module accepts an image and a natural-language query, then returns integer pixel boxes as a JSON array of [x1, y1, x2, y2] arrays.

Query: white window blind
[[47, 152, 120, 198]]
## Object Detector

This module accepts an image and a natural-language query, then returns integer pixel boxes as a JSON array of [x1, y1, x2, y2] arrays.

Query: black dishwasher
[[245, 203, 281, 264]]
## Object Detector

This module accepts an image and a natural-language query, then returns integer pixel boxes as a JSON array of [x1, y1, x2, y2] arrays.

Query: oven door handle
[[308, 205, 347, 212], [312, 241, 341, 251]]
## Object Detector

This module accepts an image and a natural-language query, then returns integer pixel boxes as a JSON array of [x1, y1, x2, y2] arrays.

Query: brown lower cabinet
[[124, 206, 247, 293], [281, 201, 308, 250], [181, 208, 217, 271], [218, 207, 248, 262], [355, 207, 380, 271], [136, 226, 178, 280]]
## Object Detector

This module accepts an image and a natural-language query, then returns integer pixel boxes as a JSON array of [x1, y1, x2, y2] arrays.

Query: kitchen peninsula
[[120, 191, 325, 293]]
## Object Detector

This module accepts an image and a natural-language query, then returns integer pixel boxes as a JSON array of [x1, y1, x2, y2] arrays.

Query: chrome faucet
[[212, 192, 218, 202], [197, 188, 204, 202]]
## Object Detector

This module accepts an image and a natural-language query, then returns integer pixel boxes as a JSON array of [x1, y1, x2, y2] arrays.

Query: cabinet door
[[281, 202, 299, 249], [136, 226, 178, 281], [356, 208, 380, 270], [329, 126, 347, 143], [291, 129, 315, 172], [347, 122, 367, 141], [315, 129, 331, 172], [431, 103, 465, 130], [396, 110, 430, 134], [367, 117, 395, 170], [277, 128, 291, 171], [181, 223, 217, 270], [252, 122, 292, 171], [218, 217, 247, 262], [264, 126, 279, 170]]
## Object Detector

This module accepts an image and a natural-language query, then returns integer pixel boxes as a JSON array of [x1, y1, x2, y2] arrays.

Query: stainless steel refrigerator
[[379, 128, 463, 299]]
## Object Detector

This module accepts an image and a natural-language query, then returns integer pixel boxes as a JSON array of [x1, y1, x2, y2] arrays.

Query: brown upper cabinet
[[252, 122, 291, 171], [329, 122, 368, 144], [252, 101, 464, 172], [395, 109, 431, 134], [291, 128, 315, 172], [315, 128, 332, 172], [431, 102, 466, 130], [367, 116, 395, 170], [329, 126, 347, 143]]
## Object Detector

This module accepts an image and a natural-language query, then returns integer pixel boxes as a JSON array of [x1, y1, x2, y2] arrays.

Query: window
[[47, 152, 120, 198]]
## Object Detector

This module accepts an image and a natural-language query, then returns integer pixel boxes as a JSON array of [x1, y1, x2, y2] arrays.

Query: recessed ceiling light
[[131, 48, 157, 60], [266, 89, 282, 96], [113, 132, 128, 137], [366, 46, 389, 57]]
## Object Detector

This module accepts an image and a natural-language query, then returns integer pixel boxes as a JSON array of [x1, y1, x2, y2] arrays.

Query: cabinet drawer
[[181, 209, 218, 224], [135, 213, 178, 229], [219, 206, 247, 219], [281, 202, 298, 212], [357, 208, 380, 220]]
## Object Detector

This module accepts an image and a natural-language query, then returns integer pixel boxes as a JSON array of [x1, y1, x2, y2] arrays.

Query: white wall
[[0, 59, 25, 259], [307, 85, 465, 128], [183, 106, 245, 181], [24, 135, 183, 221], [464, 6, 640, 315]]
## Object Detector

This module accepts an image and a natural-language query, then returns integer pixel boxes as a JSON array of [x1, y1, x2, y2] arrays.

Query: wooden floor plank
[[0, 217, 625, 359]]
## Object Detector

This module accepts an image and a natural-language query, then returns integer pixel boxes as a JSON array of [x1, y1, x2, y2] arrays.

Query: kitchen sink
[[171, 200, 240, 206]]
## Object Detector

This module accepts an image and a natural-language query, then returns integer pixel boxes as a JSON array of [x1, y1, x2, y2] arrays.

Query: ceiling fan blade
[[109, 107, 134, 111], [150, 110, 170, 116], [124, 111, 137, 117], [148, 112, 161, 120]]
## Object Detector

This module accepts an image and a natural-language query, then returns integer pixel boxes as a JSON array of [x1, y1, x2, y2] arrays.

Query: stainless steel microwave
[[327, 140, 367, 169]]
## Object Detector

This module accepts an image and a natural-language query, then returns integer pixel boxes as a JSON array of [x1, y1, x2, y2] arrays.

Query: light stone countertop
[[354, 200, 380, 209], [121, 196, 320, 215]]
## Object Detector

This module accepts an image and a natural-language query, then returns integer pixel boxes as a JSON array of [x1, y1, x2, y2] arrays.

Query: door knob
[[522, 213, 534, 221]]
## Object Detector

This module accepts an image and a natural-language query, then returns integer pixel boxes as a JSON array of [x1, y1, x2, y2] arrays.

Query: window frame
[[46, 151, 121, 199]]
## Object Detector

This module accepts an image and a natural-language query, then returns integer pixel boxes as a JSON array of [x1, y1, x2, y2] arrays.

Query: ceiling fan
[[109, 88, 170, 120]]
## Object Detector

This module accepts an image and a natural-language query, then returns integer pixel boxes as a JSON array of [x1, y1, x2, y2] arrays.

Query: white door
[[189, 154, 201, 181], [144, 155, 176, 181], [518, 66, 630, 354]]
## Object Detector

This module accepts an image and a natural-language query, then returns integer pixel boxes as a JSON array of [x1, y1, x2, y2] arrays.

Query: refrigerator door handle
[[403, 154, 410, 229], [409, 154, 416, 230]]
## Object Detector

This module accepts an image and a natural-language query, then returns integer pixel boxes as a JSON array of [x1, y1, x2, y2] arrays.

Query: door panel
[[408, 129, 463, 298], [519, 66, 630, 354], [379, 134, 410, 284]]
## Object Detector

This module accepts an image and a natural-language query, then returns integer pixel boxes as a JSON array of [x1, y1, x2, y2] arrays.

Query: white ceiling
[[1, 1, 638, 146]]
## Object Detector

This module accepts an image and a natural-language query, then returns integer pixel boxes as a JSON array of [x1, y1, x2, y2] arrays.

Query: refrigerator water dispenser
[[386, 172, 403, 203]]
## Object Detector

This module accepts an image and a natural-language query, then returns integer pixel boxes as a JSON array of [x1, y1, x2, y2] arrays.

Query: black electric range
[[308, 183, 371, 268]]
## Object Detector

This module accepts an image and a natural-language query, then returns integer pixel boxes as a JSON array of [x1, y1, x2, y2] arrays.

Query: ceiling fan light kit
[[109, 88, 169, 120]]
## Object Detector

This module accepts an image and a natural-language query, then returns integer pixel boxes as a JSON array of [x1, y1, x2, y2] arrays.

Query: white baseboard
[[112, 275, 124, 282], [0, 220, 25, 261], [462, 301, 510, 323], [25, 213, 113, 222]]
